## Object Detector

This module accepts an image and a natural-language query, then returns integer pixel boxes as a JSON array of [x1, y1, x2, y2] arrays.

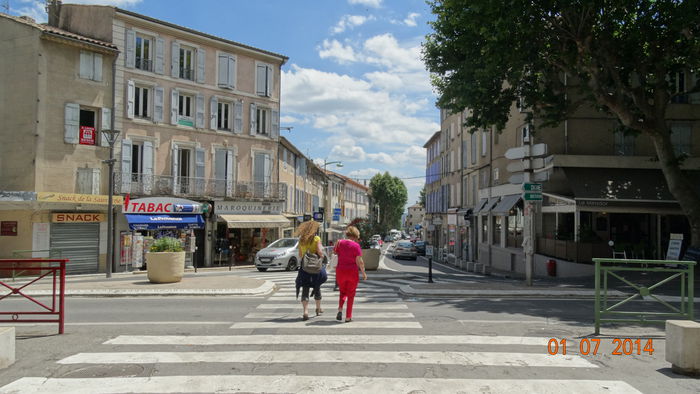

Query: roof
[[326, 171, 369, 191], [0, 12, 118, 51], [423, 131, 441, 148]]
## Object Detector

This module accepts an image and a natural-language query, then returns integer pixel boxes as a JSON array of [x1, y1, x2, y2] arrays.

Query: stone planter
[[362, 248, 381, 271], [146, 251, 185, 283]]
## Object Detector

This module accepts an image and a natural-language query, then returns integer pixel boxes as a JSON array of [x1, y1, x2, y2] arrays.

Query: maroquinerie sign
[[52, 213, 105, 223], [123, 197, 203, 214], [38, 192, 123, 205], [215, 201, 283, 215]]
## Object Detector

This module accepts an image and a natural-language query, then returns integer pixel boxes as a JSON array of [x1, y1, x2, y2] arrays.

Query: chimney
[[46, 0, 62, 27]]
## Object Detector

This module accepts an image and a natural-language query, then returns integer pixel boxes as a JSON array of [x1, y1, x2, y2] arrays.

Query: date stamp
[[547, 338, 655, 356]]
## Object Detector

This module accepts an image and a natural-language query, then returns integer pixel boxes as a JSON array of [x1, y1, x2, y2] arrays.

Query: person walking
[[334, 226, 367, 323], [294, 220, 327, 321]]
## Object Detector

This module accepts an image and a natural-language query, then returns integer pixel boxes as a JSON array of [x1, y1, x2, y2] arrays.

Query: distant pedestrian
[[294, 220, 327, 321], [334, 226, 367, 323]]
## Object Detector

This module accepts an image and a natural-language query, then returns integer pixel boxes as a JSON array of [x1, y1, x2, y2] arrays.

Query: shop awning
[[474, 198, 488, 214], [492, 194, 522, 215], [219, 214, 290, 229], [125, 214, 204, 230], [477, 197, 500, 214]]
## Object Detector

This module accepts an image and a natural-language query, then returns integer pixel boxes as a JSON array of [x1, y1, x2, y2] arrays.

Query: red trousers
[[336, 268, 359, 319]]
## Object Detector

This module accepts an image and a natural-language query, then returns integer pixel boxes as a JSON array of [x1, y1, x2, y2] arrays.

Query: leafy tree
[[423, 0, 700, 246], [418, 185, 426, 207], [369, 172, 408, 233]]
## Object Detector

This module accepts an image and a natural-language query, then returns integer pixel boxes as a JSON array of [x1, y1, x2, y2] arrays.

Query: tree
[[423, 0, 700, 246], [418, 185, 426, 207], [369, 172, 408, 233]]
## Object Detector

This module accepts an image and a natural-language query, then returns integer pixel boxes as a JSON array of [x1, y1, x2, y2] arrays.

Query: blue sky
[[11, 0, 439, 208]]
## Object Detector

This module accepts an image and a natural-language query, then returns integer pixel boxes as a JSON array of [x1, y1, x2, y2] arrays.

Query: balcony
[[135, 57, 153, 72], [179, 67, 195, 81], [114, 172, 285, 200]]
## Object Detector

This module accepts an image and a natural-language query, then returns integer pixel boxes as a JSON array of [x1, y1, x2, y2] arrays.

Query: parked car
[[254, 238, 299, 272], [384, 235, 393, 243], [391, 241, 417, 260], [414, 241, 426, 256], [370, 240, 381, 249]]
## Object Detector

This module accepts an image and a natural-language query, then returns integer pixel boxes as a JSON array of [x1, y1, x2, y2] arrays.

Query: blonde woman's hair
[[295, 220, 320, 245], [345, 225, 360, 239]]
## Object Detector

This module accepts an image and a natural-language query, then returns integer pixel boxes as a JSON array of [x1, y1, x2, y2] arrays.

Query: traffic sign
[[523, 192, 543, 201], [533, 170, 550, 182], [506, 161, 526, 173], [505, 146, 528, 160], [524, 183, 542, 192], [426, 245, 434, 257], [530, 143, 547, 157], [509, 173, 524, 184]]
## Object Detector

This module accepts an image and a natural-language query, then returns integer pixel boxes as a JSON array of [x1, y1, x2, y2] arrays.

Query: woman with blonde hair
[[294, 220, 327, 320], [334, 225, 367, 322]]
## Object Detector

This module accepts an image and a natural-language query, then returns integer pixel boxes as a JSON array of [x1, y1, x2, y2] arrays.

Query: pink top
[[334, 239, 362, 271]]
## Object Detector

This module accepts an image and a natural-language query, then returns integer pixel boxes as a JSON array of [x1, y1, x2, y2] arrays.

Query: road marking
[[105, 334, 550, 346], [62, 321, 231, 326], [0, 376, 642, 394], [243, 312, 415, 319], [257, 303, 408, 309], [266, 296, 401, 302], [230, 321, 423, 329], [273, 288, 395, 294]]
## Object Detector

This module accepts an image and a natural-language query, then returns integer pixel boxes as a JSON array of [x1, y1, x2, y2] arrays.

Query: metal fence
[[592, 258, 695, 334]]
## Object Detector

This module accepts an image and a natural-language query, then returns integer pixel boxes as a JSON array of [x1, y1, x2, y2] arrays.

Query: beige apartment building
[[405, 204, 425, 236], [0, 13, 119, 274], [47, 3, 288, 268]]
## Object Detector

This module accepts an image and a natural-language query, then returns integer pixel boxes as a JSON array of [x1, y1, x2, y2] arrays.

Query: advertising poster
[[132, 234, 144, 268], [79, 126, 96, 145]]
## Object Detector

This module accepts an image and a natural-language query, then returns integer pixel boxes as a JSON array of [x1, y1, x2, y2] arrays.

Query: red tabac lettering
[[164, 203, 172, 212]]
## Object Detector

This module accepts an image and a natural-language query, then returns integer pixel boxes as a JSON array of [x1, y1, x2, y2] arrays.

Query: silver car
[[391, 241, 417, 260], [255, 238, 299, 272]]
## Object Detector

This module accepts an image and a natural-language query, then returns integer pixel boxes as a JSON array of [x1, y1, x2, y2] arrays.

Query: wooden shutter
[[171, 41, 180, 78], [126, 80, 135, 119], [196, 48, 205, 83], [93, 53, 102, 82], [226, 150, 234, 197], [228, 55, 236, 89], [195, 147, 206, 194], [64, 103, 79, 144], [79, 51, 92, 79], [253, 153, 264, 184], [195, 93, 205, 129], [233, 100, 243, 134], [266, 65, 273, 97], [256, 64, 266, 95], [217, 53, 228, 88], [142, 140, 154, 194], [125, 29, 135, 68], [120, 139, 132, 193], [271, 109, 279, 139], [154, 37, 165, 74], [100, 107, 111, 146], [153, 86, 164, 123], [214, 149, 226, 196], [210, 96, 218, 130], [171, 145, 179, 194], [170, 89, 179, 125], [250, 103, 257, 135]]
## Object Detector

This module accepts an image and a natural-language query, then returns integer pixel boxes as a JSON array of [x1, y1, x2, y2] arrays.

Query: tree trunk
[[651, 132, 700, 248]]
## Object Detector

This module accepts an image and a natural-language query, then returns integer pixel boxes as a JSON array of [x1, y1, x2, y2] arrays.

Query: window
[[256, 63, 273, 97], [671, 123, 692, 156], [471, 132, 477, 164], [521, 124, 532, 146], [217, 52, 236, 89], [178, 93, 194, 126], [256, 106, 269, 135], [76, 168, 100, 195], [79, 108, 97, 146], [614, 131, 635, 156], [134, 86, 150, 119], [214, 149, 234, 197], [135, 34, 153, 71], [79, 51, 102, 81], [671, 71, 688, 104], [179, 46, 195, 80], [482, 129, 488, 156], [217, 101, 232, 131], [131, 143, 143, 181]]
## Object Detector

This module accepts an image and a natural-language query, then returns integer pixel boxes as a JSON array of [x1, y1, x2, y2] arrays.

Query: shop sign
[[52, 213, 105, 223], [124, 197, 202, 214], [79, 126, 96, 145], [1, 221, 18, 236], [37, 192, 123, 205], [215, 201, 283, 215], [313, 211, 324, 222]]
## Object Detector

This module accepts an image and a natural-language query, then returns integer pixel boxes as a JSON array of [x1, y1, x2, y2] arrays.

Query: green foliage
[[369, 172, 408, 233], [349, 218, 379, 249], [418, 186, 426, 207], [149, 236, 184, 253]]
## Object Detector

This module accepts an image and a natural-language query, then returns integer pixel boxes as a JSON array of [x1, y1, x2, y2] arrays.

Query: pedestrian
[[334, 225, 367, 323], [294, 220, 327, 321]]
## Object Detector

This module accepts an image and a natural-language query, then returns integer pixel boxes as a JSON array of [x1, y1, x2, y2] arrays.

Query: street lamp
[[101, 128, 120, 278]]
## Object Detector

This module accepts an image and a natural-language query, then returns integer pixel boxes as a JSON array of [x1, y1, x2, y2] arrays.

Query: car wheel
[[286, 257, 297, 271], [256, 267, 268, 272]]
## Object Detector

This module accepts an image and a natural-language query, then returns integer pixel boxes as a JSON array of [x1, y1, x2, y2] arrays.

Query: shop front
[[214, 201, 289, 266], [122, 197, 205, 270], [50, 212, 103, 274]]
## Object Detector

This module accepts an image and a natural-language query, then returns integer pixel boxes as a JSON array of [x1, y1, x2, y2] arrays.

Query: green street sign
[[523, 192, 543, 201], [523, 183, 542, 192]]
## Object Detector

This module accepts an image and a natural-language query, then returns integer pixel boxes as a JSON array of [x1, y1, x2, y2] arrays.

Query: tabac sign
[[123, 197, 203, 214], [52, 213, 105, 223]]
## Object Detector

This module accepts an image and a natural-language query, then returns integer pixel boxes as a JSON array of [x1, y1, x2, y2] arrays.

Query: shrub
[[149, 236, 184, 252]]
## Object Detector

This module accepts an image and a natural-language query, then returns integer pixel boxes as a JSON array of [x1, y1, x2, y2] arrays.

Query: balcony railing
[[179, 67, 195, 80], [114, 172, 285, 200], [135, 58, 153, 72]]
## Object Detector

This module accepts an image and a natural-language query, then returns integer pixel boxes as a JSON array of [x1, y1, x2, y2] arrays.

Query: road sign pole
[[523, 143, 534, 287]]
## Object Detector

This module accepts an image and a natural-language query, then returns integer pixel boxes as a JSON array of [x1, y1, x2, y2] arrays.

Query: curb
[[398, 284, 629, 299], [20, 280, 277, 297]]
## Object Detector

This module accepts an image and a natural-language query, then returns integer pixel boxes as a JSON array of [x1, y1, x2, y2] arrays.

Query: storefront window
[[507, 206, 523, 248], [481, 216, 488, 243], [493, 216, 502, 245]]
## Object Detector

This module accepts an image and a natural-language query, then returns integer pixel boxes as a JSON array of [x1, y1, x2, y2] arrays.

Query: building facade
[[405, 204, 425, 236]]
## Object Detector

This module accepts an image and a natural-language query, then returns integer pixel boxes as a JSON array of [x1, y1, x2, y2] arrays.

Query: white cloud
[[330, 145, 367, 161], [347, 168, 383, 179], [348, 0, 382, 8], [332, 14, 374, 34], [318, 39, 358, 64], [403, 12, 420, 27], [363, 34, 424, 73], [280, 115, 308, 125]]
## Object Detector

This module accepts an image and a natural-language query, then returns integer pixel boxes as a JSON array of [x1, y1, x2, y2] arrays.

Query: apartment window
[[135, 34, 153, 71], [255, 106, 270, 135], [76, 168, 100, 195], [134, 86, 150, 119], [79, 51, 102, 81], [217, 53, 236, 90], [614, 131, 635, 156], [671, 123, 692, 156], [79, 108, 97, 146], [217, 101, 232, 131], [671, 71, 688, 104], [256, 62, 273, 97], [178, 93, 194, 126], [179, 46, 195, 80]]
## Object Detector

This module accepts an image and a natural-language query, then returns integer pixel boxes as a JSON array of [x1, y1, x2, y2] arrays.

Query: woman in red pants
[[334, 226, 367, 322]]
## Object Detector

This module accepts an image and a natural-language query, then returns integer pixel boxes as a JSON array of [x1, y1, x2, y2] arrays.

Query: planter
[[362, 248, 381, 271], [146, 251, 185, 283]]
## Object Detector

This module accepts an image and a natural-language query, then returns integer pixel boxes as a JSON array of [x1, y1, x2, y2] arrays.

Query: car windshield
[[398, 242, 413, 248], [415, 241, 425, 246], [267, 238, 298, 248]]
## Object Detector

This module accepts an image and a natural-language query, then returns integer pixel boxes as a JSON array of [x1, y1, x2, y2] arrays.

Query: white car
[[255, 238, 299, 272]]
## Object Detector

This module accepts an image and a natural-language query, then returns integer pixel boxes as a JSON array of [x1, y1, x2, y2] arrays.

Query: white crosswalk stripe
[[257, 303, 408, 309], [244, 312, 415, 319], [230, 321, 423, 329]]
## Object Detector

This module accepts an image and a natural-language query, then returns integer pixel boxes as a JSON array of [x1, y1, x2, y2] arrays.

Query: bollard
[[428, 257, 434, 283]]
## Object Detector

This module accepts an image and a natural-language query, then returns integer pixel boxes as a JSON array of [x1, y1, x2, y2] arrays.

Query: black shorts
[[301, 286, 322, 301]]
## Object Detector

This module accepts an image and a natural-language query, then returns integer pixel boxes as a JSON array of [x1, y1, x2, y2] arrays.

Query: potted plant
[[349, 218, 381, 271], [145, 236, 185, 283]]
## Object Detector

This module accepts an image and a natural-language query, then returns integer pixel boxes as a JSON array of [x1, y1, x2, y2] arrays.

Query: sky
[[9, 0, 439, 209]]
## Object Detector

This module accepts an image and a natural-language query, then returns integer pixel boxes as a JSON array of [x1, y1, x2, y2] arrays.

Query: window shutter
[[195, 93, 205, 129], [142, 141, 154, 194], [170, 89, 179, 125], [233, 100, 243, 134], [214, 149, 226, 196], [79, 51, 91, 79], [271, 109, 279, 139], [126, 80, 135, 119], [171, 41, 180, 78], [125, 29, 135, 68], [228, 55, 236, 89], [196, 48, 205, 83], [210, 96, 218, 130], [154, 37, 165, 74], [64, 103, 79, 144], [195, 147, 205, 194], [256, 64, 266, 95], [77, 168, 99, 195], [226, 150, 234, 197], [100, 107, 111, 146], [171, 146, 179, 194], [253, 153, 264, 184], [250, 103, 257, 135], [217, 53, 228, 88], [93, 53, 103, 82], [120, 139, 132, 193], [153, 86, 164, 123], [263, 153, 271, 184], [266, 65, 273, 97]]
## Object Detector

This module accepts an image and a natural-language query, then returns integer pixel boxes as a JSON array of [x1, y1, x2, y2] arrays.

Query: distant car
[[391, 241, 417, 260], [370, 240, 381, 249], [255, 238, 299, 272], [414, 241, 426, 256], [384, 235, 393, 242]]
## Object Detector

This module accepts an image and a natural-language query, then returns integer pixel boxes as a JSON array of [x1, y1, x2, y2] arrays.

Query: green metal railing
[[593, 258, 695, 334]]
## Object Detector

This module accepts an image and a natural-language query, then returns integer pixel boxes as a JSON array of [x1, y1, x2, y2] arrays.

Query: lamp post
[[101, 128, 120, 278]]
